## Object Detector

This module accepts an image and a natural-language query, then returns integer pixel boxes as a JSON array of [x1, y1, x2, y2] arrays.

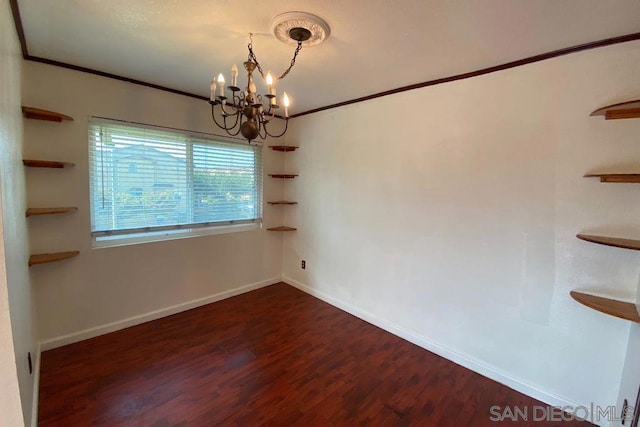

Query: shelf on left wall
[[23, 159, 75, 168], [23, 105, 78, 269], [22, 106, 74, 122], [26, 207, 78, 217], [29, 251, 79, 267]]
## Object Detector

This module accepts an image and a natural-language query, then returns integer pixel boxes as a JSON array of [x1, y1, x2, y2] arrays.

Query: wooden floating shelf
[[267, 201, 298, 205], [577, 234, 640, 251], [26, 207, 78, 217], [590, 100, 640, 120], [584, 173, 640, 183], [570, 291, 640, 323], [267, 226, 297, 232], [23, 159, 75, 168], [269, 145, 299, 152], [269, 174, 298, 179], [22, 106, 74, 122], [29, 251, 79, 267]]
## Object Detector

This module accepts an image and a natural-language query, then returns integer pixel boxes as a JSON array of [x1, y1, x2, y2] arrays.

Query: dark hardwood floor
[[39, 282, 593, 426]]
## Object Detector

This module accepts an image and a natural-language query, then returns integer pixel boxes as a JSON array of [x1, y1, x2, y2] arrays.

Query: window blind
[[88, 118, 262, 237]]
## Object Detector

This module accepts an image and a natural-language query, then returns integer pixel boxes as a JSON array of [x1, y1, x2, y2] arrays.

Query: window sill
[[92, 223, 261, 249]]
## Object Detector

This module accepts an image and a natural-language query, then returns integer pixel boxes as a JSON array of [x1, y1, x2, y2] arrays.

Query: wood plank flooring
[[39, 282, 594, 426]]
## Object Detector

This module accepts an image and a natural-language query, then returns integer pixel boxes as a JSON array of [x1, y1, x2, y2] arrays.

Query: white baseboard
[[283, 276, 586, 415], [30, 343, 40, 427], [40, 277, 282, 351]]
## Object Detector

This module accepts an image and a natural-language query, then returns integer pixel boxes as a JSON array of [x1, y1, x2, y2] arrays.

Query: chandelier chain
[[246, 35, 264, 78], [247, 34, 303, 81], [279, 40, 303, 80]]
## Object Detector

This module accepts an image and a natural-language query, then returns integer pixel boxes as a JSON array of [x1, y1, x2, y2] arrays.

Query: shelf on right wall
[[572, 100, 640, 322], [267, 142, 298, 231], [577, 234, 640, 251], [590, 99, 640, 120], [584, 173, 640, 183], [570, 291, 640, 323], [269, 145, 299, 152], [267, 226, 297, 232]]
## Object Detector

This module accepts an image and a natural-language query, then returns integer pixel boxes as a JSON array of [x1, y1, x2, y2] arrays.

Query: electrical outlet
[[28, 352, 32, 375], [301, 260, 306, 269]]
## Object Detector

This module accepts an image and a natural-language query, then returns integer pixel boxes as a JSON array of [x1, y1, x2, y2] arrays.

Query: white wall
[[0, 0, 36, 425], [283, 40, 640, 416], [19, 25, 640, 424], [22, 62, 286, 345], [616, 276, 640, 425], [617, 327, 640, 424]]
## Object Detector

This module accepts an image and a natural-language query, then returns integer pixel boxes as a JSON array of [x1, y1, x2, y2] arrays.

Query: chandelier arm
[[211, 105, 228, 129], [233, 93, 244, 108], [219, 101, 239, 117], [212, 104, 244, 137], [224, 114, 244, 137], [263, 118, 289, 138], [267, 107, 280, 119], [257, 117, 268, 140], [221, 115, 238, 138], [222, 115, 231, 133], [227, 124, 243, 137], [225, 107, 242, 130]]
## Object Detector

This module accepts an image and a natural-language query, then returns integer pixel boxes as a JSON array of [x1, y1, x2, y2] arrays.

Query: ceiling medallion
[[271, 12, 330, 47], [209, 12, 330, 142]]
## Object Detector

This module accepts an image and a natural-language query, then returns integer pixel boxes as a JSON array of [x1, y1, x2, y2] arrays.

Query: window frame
[[88, 117, 263, 248]]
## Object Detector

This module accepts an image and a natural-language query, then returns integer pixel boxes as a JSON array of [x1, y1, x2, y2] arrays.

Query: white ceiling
[[18, 0, 640, 114]]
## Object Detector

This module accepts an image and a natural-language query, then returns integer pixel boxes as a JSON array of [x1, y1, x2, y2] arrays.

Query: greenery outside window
[[88, 118, 263, 247]]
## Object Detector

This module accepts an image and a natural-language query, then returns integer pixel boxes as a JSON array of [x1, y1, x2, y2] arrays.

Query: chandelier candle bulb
[[210, 79, 216, 101], [231, 64, 238, 87], [267, 74, 276, 105], [266, 72, 274, 92], [283, 92, 290, 117], [217, 73, 225, 97]]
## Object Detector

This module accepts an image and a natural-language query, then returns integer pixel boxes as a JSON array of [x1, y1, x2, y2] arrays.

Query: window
[[89, 118, 262, 246]]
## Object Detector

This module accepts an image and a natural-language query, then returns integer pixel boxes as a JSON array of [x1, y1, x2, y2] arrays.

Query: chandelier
[[208, 12, 330, 143]]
